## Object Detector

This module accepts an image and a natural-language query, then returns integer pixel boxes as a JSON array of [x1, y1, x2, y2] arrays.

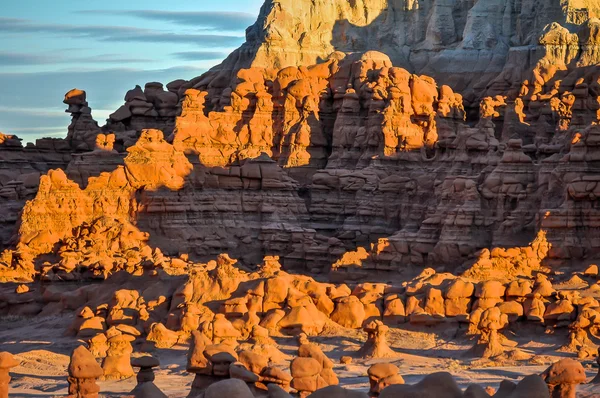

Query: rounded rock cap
[[131, 356, 160, 369], [69, 346, 103, 379], [0, 352, 20, 369], [541, 358, 587, 385]]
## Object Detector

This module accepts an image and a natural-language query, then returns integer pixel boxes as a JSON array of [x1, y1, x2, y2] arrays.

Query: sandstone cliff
[[3, 0, 600, 282], [195, 0, 600, 106]]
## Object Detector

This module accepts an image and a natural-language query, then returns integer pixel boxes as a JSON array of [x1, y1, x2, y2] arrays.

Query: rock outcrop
[[67, 346, 104, 398], [197, 0, 600, 107], [0, 352, 19, 398]]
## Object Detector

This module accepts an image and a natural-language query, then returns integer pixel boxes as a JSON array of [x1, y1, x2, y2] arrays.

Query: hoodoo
[[2, 1, 600, 397]]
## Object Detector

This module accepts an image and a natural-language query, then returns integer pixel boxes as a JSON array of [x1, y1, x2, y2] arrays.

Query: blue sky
[[0, 0, 263, 143]]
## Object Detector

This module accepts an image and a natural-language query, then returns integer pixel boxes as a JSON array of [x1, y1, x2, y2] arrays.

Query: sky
[[0, 0, 264, 143]]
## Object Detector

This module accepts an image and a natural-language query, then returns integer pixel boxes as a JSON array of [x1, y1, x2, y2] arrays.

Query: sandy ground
[[1, 314, 599, 397]]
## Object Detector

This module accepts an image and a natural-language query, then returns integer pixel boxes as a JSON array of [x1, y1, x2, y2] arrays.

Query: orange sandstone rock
[[67, 346, 104, 398], [0, 352, 19, 398], [541, 359, 586, 398]]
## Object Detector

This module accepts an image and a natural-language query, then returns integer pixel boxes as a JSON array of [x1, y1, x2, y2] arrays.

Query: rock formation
[[196, 1, 600, 107], [7, 43, 600, 280], [101, 333, 135, 380], [540, 359, 587, 398], [290, 357, 327, 397], [67, 346, 104, 398], [367, 363, 404, 396], [2, 0, 600, 283], [130, 356, 167, 398], [6, 2, 600, 397], [0, 352, 19, 398], [357, 319, 397, 359], [64, 89, 103, 151]]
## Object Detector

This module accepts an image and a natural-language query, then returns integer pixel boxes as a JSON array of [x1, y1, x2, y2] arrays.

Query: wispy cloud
[[171, 51, 229, 61], [0, 52, 59, 66], [0, 106, 66, 118], [0, 66, 205, 135], [0, 51, 153, 66], [78, 10, 256, 31], [0, 17, 244, 47], [0, 66, 205, 104]]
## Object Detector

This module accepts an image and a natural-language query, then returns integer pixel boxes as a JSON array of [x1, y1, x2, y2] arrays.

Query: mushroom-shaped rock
[[506, 280, 532, 299], [279, 303, 327, 336], [383, 294, 406, 325], [475, 281, 506, 298], [131, 356, 163, 397], [205, 348, 238, 378], [101, 334, 135, 380], [367, 363, 403, 395], [297, 343, 337, 386], [291, 357, 322, 378], [0, 352, 20, 398], [64, 88, 87, 105], [358, 320, 397, 359], [291, 357, 326, 397], [525, 294, 546, 322], [445, 279, 475, 299], [298, 343, 333, 370], [67, 346, 104, 398], [540, 359, 586, 398], [379, 372, 462, 398], [533, 277, 555, 297], [470, 307, 513, 359]]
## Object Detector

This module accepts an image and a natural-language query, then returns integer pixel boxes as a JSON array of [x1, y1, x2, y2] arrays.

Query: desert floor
[[2, 313, 600, 397]]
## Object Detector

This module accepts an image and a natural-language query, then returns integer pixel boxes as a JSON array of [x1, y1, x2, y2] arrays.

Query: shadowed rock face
[[4, 1, 600, 281]]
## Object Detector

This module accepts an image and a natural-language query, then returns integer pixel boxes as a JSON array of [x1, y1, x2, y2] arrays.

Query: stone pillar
[[67, 346, 103, 398], [131, 356, 167, 398], [0, 352, 20, 398]]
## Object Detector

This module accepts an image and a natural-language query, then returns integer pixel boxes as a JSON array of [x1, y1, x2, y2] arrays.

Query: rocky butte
[[1, 0, 600, 397]]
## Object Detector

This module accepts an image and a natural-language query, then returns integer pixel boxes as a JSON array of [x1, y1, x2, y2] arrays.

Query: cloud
[[0, 65, 205, 108], [0, 51, 153, 66], [0, 52, 59, 66], [0, 17, 244, 47], [74, 54, 155, 64], [0, 107, 70, 141], [0, 106, 67, 118], [0, 66, 206, 141], [171, 51, 229, 61], [78, 10, 256, 31]]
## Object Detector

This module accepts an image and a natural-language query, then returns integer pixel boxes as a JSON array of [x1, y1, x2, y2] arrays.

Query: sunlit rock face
[[5, 0, 600, 281], [195, 0, 600, 107], [171, 52, 464, 176]]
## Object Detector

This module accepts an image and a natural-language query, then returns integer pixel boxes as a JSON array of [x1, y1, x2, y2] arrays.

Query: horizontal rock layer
[[3, 1, 600, 280]]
